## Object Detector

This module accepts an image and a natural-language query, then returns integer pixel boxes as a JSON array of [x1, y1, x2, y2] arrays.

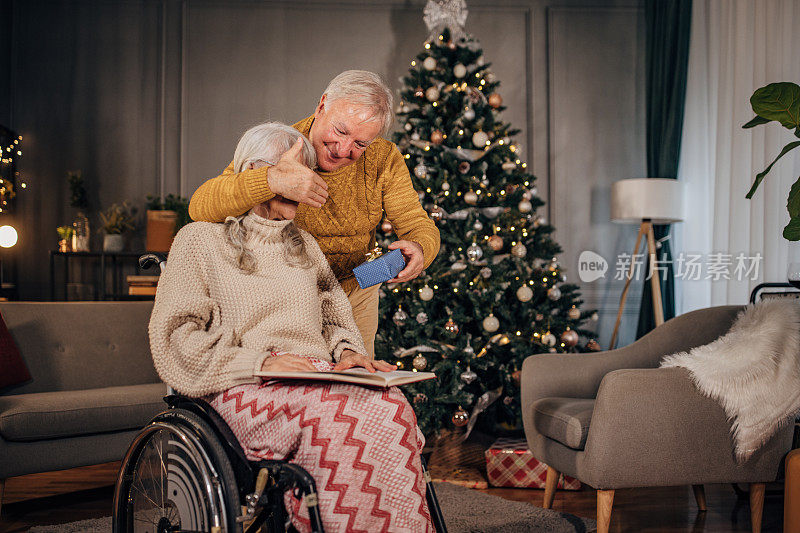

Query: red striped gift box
[[485, 438, 581, 489]]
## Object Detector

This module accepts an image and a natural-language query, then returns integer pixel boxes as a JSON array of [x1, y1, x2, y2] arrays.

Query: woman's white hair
[[322, 70, 394, 137], [233, 122, 316, 172], [226, 122, 316, 273]]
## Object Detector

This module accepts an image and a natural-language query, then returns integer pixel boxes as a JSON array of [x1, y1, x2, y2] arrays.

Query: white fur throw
[[661, 299, 800, 462]]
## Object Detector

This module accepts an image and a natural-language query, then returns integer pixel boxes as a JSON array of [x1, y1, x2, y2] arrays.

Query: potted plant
[[742, 81, 800, 240], [99, 202, 136, 252], [145, 194, 190, 252], [56, 226, 74, 253]]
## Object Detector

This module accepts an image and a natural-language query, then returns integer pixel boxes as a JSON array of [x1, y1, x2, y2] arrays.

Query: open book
[[254, 368, 436, 388]]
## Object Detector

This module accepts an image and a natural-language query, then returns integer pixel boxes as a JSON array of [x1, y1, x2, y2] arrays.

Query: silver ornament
[[414, 164, 427, 178], [473, 220, 483, 231], [416, 312, 429, 324], [463, 341, 474, 355], [530, 186, 538, 196], [393, 307, 408, 325], [591, 312, 599, 321], [413, 354, 428, 370], [460, 366, 477, 384], [511, 242, 527, 258], [453, 63, 467, 78], [516, 285, 533, 302], [547, 286, 561, 301], [466, 242, 483, 262], [463, 107, 475, 120], [464, 190, 478, 205], [501, 161, 517, 173], [518, 200, 532, 213], [483, 313, 499, 332], [411, 132, 421, 141], [542, 332, 557, 346], [441, 181, 450, 191], [567, 307, 581, 320], [430, 205, 444, 222], [561, 329, 579, 347], [423, 56, 437, 70], [404, 122, 413, 131], [481, 176, 490, 187], [480, 267, 492, 279]]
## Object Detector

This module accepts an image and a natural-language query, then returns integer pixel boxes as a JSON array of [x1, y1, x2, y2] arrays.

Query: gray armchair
[[521, 305, 794, 533]]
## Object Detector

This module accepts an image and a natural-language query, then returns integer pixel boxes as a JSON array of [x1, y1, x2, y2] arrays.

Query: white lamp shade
[[611, 178, 684, 223]]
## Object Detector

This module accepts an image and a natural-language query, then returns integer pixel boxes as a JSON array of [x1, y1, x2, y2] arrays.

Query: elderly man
[[189, 70, 440, 358]]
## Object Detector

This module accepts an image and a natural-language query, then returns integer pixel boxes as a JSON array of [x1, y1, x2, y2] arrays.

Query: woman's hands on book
[[260, 353, 318, 373], [334, 349, 397, 373]]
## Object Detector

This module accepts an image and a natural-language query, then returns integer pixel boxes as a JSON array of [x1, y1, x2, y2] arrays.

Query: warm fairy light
[[444, 191, 450, 196], [433, 285, 439, 289], [510, 226, 515, 231], [510, 145, 516, 152], [405, 154, 410, 159], [524, 181, 529, 186], [500, 190, 505, 195], [499, 140, 504, 145], [454, 288, 458, 293], [476, 190, 481, 195], [458, 247, 463, 251], [480, 80, 485, 85], [439, 35, 444, 40], [432, 102, 438, 107], [426, 188, 431, 192], [0, 225, 18, 248], [475, 73, 480, 78], [516, 331, 521, 336], [528, 280, 534, 285], [424, 145, 430, 151], [425, 43, 431, 49], [459, 129, 464, 135], [516, 159, 521, 164], [411, 61, 417, 66], [543, 277, 548, 282]]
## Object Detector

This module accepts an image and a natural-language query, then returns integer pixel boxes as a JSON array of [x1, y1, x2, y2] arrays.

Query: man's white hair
[[233, 122, 316, 173], [322, 70, 394, 137]]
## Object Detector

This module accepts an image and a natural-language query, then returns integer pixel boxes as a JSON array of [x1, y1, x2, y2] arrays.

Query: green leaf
[[788, 177, 800, 219], [746, 141, 800, 198], [750, 82, 800, 130], [783, 215, 800, 241], [742, 115, 771, 128]]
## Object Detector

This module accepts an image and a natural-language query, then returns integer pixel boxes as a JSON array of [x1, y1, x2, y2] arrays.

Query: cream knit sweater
[[149, 212, 367, 397]]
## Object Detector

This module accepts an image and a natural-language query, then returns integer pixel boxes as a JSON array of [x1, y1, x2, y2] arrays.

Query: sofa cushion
[[0, 383, 167, 442], [532, 397, 594, 450]]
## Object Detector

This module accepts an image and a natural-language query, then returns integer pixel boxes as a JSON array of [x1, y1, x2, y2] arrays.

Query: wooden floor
[[0, 462, 784, 532]]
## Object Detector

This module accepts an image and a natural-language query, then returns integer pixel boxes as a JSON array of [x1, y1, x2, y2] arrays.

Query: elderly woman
[[149, 123, 433, 533]]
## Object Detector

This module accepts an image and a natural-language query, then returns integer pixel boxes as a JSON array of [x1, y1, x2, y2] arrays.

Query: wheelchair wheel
[[113, 409, 242, 533]]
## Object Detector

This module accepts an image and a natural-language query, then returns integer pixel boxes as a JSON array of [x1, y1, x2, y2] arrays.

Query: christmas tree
[[375, 0, 598, 437]]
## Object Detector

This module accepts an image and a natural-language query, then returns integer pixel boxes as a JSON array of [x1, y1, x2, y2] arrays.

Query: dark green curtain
[[636, 0, 692, 338]]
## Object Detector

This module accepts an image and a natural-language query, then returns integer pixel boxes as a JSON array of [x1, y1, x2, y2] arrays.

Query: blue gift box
[[353, 249, 406, 289]]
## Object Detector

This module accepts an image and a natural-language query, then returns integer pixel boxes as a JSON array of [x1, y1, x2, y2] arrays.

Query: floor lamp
[[609, 178, 684, 349]]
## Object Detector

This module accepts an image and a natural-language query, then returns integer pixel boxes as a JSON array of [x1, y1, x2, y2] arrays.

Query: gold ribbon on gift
[[365, 246, 384, 262]]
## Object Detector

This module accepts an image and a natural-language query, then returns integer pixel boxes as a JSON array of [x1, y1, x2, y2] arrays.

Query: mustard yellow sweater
[[189, 116, 440, 292]]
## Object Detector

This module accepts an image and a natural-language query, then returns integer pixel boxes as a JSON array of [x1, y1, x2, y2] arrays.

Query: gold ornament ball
[[472, 130, 489, 147], [430, 130, 444, 144], [488, 235, 504, 251], [420, 285, 434, 301], [381, 220, 393, 233], [452, 407, 469, 427], [511, 242, 527, 258], [423, 56, 437, 70], [483, 313, 500, 332], [547, 286, 562, 301], [393, 307, 408, 326], [464, 190, 478, 205], [412, 354, 428, 370], [516, 285, 533, 302], [567, 307, 581, 320], [414, 164, 427, 178], [425, 86, 440, 102], [518, 200, 532, 213], [430, 205, 445, 223], [444, 317, 460, 334], [561, 329, 579, 347], [488, 93, 503, 108], [453, 63, 467, 78]]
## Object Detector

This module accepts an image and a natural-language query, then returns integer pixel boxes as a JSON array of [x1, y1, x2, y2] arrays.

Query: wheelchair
[[112, 254, 448, 533]]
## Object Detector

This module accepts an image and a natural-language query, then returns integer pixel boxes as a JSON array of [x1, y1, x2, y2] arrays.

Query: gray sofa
[[0, 301, 166, 511], [521, 305, 795, 533]]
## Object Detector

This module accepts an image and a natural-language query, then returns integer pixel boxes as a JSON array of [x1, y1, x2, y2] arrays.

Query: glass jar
[[72, 211, 90, 252]]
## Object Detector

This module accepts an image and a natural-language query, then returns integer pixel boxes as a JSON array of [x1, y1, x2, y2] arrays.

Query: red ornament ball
[[561, 329, 579, 347], [452, 407, 469, 427], [488, 93, 503, 108], [430, 130, 444, 145], [488, 235, 504, 251]]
